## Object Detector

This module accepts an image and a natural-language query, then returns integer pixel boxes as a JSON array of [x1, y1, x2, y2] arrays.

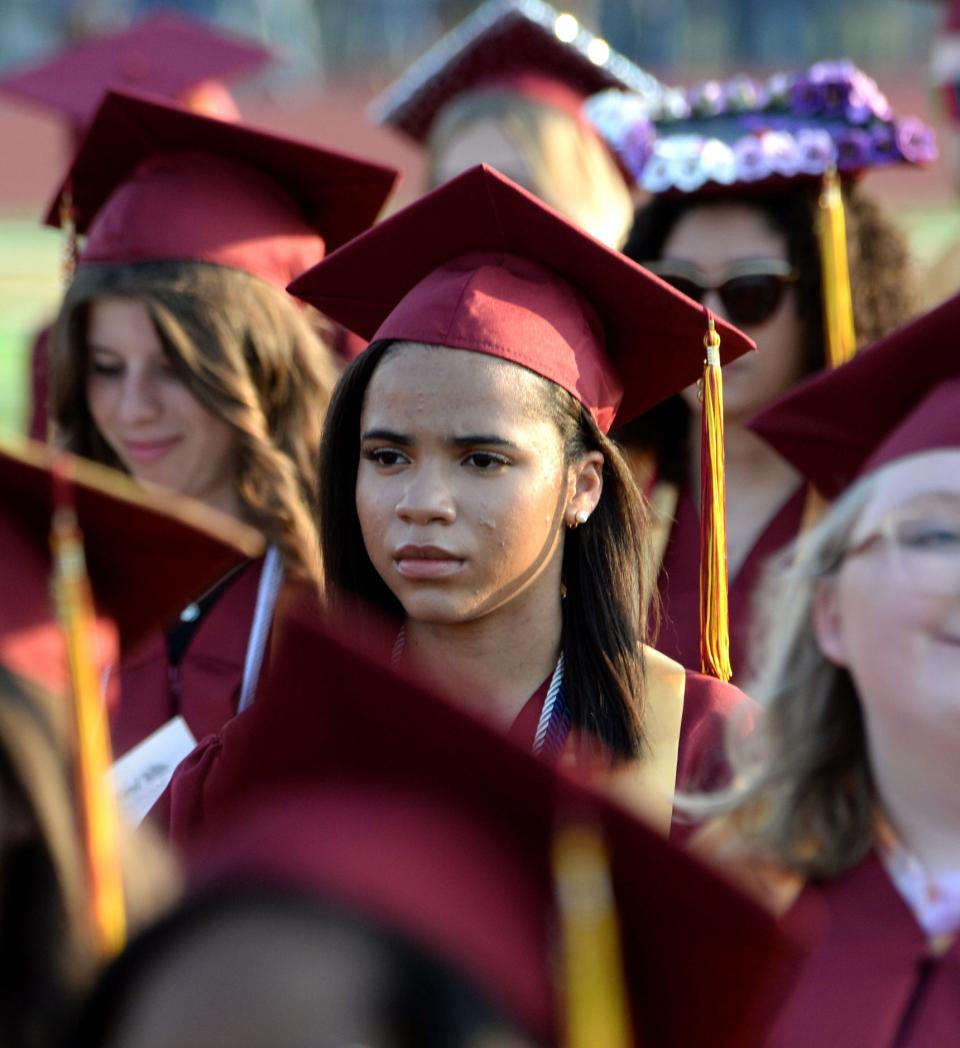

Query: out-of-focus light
[[554, 13, 579, 42], [587, 38, 610, 65]]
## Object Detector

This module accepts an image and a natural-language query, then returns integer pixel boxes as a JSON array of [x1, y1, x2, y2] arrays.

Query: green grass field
[[0, 216, 63, 434], [0, 205, 958, 438]]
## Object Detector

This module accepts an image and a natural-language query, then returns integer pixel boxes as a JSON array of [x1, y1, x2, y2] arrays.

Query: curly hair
[[51, 261, 337, 589], [617, 182, 917, 481]]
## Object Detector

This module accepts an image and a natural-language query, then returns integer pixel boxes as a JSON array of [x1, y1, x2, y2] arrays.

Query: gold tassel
[[699, 316, 732, 682], [816, 168, 856, 369], [553, 820, 632, 1048], [50, 460, 126, 957], [59, 182, 78, 285]]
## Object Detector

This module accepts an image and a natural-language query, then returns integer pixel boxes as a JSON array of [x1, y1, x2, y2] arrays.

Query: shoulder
[[677, 670, 756, 796]]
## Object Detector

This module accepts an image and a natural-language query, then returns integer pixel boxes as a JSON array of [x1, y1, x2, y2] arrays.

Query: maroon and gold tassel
[[59, 180, 78, 284], [817, 167, 856, 370], [553, 819, 633, 1048], [699, 315, 732, 682], [50, 459, 126, 957]]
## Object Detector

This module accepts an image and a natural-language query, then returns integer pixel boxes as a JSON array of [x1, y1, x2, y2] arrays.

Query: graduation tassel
[[816, 167, 856, 369], [553, 820, 632, 1048], [50, 459, 126, 957], [699, 315, 732, 683], [59, 180, 78, 284]]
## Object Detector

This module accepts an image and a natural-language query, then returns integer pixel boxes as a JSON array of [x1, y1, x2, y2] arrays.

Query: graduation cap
[[370, 0, 663, 144], [0, 433, 262, 957], [0, 433, 262, 697], [288, 164, 751, 678], [0, 12, 271, 130], [45, 88, 399, 291], [588, 61, 936, 371], [179, 599, 794, 1047], [748, 290, 960, 500]]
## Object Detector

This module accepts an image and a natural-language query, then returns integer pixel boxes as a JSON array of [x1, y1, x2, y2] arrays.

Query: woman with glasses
[[586, 62, 932, 681], [687, 293, 960, 1045]]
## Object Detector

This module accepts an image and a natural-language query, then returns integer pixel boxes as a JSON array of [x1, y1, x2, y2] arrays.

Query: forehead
[[87, 295, 162, 350], [363, 342, 549, 429], [662, 201, 786, 266], [858, 449, 960, 527]]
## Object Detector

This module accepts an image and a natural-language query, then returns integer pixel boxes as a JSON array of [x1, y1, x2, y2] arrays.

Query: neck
[[687, 413, 801, 576], [404, 593, 563, 730], [871, 725, 960, 877]]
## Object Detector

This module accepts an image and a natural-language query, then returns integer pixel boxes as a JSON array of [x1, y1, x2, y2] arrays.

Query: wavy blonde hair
[[682, 475, 880, 877], [427, 87, 635, 250], [51, 261, 338, 589]]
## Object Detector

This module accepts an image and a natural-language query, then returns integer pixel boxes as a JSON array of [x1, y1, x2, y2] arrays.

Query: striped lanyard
[[391, 628, 570, 759]]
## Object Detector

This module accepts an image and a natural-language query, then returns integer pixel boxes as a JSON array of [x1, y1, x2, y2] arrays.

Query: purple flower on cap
[[688, 79, 725, 117], [895, 117, 938, 165], [622, 117, 655, 175], [795, 127, 836, 174], [732, 134, 769, 182], [723, 73, 764, 113], [835, 127, 873, 171]]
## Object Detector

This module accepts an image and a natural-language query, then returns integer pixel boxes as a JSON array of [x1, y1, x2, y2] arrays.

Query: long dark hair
[[617, 182, 916, 482], [319, 341, 654, 761]]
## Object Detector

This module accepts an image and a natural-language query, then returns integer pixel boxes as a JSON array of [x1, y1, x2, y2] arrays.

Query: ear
[[564, 451, 604, 528], [812, 578, 848, 667]]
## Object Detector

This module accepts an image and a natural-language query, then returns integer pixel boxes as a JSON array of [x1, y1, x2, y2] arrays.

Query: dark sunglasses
[[644, 260, 798, 327]]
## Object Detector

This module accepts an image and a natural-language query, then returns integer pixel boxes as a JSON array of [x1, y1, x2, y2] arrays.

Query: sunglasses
[[644, 260, 798, 327]]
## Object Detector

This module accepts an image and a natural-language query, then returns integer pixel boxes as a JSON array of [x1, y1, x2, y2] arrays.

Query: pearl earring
[[575, 510, 589, 525]]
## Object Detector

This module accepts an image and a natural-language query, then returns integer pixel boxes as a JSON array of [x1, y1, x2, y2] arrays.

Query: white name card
[[112, 716, 197, 826]]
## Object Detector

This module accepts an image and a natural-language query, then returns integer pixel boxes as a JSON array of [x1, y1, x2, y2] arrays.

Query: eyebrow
[[360, 429, 519, 450]]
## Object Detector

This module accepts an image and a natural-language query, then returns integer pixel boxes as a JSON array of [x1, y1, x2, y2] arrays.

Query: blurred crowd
[[0, 1, 959, 1045]]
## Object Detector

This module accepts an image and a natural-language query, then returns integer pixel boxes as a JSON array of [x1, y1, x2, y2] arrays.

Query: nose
[[395, 462, 456, 526], [702, 288, 729, 325], [117, 368, 163, 425]]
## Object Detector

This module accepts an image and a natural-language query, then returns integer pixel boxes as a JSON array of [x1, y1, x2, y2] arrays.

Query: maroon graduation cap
[[45, 89, 399, 292], [748, 290, 960, 499], [183, 599, 795, 1046], [288, 163, 755, 434], [0, 12, 270, 129], [370, 0, 663, 145], [0, 436, 262, 696]]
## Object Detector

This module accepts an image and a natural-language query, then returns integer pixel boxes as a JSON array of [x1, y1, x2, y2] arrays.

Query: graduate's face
[[815, 451, 960, 747], [356, 343, 602, 626], [659, 203, 805, 422], [85, 296, 241, 518]]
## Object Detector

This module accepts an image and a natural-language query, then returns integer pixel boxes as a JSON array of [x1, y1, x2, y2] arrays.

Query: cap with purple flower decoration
[[585, 60, 936, 196]]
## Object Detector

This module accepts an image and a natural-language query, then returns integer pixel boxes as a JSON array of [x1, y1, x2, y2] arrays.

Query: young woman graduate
[[46, 88, 398, 757], [370, 0, 660, 249], [690, 291, 960, 1046], [161, 162, 760, 842], [0, 434, 260, 1048], [587, 61, 934, 681]]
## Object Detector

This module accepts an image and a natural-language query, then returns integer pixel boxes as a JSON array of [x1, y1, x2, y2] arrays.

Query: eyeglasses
[[843, 510, 960, 597], [643, 259, 798, 328]]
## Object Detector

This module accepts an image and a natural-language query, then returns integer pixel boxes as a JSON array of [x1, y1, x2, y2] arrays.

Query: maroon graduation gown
[[158, 657, 750, 846], [657, 484, 806, 681], [110, 557, 263, 758], [767, 851, 960, 1047]]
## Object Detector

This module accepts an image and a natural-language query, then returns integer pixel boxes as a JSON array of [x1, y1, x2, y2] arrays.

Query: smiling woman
[[45, 89, 397, 757], [687, 291, 960, 1045]]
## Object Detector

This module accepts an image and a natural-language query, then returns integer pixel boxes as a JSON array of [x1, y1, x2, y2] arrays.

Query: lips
[[393, 544, 465, 580], [122, 436, 182, 463]]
